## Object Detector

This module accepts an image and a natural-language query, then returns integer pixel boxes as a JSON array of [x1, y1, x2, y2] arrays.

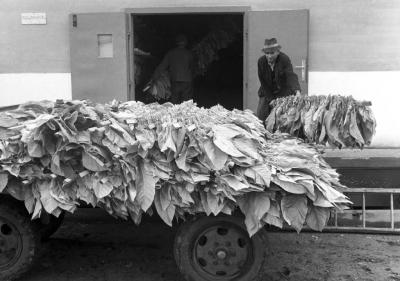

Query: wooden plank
[[337, 209, 400, 215], [391, 193, 395, 229], [339, 188, 400, 193], [323, 226, 400, 233], [362, 192, 366, 227], [323, 149, 400, 168], [326, 157, 400, 168], [323, 148, 400, 158]]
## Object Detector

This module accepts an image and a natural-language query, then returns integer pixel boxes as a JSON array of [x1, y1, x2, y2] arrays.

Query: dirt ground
[[17, 209, 400, 281]]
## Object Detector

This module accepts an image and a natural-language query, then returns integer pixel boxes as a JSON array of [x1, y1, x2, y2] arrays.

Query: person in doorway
[[153, 34, 194, 104], [256, 38, 302, 121], [133, 47, 152, 86]]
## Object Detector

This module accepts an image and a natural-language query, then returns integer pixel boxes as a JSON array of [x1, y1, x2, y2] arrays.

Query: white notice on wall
[[21, 13, 47, 25]]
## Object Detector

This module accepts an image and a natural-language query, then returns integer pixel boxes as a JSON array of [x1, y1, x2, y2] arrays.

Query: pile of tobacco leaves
[[266, 95, 376, 149], [0, 100, 350, 236]]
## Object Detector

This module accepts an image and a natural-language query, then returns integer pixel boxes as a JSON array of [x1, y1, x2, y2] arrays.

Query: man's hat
[[262, 38, 281, 51]]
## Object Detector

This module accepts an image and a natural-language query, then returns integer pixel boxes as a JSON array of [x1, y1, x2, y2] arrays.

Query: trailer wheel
[[174, 215, 268, 281], [0, 198, 40, 281], [39, 211, 65, 240]]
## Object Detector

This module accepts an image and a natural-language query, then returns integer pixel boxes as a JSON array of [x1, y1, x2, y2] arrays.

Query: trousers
[[256, 96, 272, 122], [170, 81, 193, 104]]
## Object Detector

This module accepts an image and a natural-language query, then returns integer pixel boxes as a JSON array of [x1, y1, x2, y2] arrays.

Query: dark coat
[[154, 47, 194, 82], [257, 52, 301, 100]]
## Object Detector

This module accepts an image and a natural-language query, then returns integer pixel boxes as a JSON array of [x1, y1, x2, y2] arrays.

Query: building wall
[[1, 0, 400, 146]]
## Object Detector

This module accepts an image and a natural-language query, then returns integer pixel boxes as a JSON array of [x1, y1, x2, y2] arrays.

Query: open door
[[70, 13, 129, 103], [245, 10, 309, 112]]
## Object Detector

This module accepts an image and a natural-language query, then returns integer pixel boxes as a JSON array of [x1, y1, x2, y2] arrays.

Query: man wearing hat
[[153, 34, 194, 104], [256, 38, 301, 121]]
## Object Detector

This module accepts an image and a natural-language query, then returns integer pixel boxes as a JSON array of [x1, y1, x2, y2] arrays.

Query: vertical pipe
[[390, 193, 395, 230], [362, 193, 366, 228], [335, 209, 338, 227], [243, 12, 249, 109]]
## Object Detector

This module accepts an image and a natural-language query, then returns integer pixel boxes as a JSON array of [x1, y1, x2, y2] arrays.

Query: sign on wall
[[21, 13, 47, 25]]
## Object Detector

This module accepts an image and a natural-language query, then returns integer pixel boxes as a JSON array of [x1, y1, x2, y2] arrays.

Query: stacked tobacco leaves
[[144, 72, 172, 101], [0, 100, 350, 236], [266, 95, 376, 148], [191, 26, 238, 76]]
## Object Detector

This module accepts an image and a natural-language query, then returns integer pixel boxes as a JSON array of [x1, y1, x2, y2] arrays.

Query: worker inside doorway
[[152, 34, 194, 104]]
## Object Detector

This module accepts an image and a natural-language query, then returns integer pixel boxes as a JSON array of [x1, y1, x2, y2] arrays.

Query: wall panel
[[1, 0, 399, 72]]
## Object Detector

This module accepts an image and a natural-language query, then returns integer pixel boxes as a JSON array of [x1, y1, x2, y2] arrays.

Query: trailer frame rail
[[325, 188, 400, 234]]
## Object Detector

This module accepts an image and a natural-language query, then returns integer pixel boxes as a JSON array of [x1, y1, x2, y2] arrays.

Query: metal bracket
[[72, 14, 77, 27], [295, 59, 306, 81]]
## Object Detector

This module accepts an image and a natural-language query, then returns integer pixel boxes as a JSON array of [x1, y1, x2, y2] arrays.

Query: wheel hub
[[216, 249, 227, 260], [193, 224, 253, 279], [0, 217, 23, 270]]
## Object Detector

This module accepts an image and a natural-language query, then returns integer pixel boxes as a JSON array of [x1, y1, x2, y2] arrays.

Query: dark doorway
[[132, 13, 244, 110]]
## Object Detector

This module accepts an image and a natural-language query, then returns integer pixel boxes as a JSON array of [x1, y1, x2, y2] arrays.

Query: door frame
[[124, 6, 250, 105], [125, 6, 251, 14]]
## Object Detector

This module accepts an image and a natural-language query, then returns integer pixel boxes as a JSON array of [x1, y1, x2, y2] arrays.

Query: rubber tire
[[174, 215, 268, 281], [39, 211, 65, 240], [0, 198, 40, 281]]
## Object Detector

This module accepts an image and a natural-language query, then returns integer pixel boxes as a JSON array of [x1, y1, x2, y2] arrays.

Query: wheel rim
[[192, 222, 254, 280], [0, 217, 23, 270]]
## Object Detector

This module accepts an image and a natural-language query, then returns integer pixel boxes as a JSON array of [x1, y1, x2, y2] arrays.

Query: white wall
[[0, 73, 71, 105]]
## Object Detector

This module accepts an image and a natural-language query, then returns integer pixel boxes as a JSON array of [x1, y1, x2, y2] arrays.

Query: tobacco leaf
[[237, 192, 271, 236], [281, 194, 308, 233], [306, 205, 331, 231]]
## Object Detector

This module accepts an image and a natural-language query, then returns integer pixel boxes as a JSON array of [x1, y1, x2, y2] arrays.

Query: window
[[97, 34, 113, 58]]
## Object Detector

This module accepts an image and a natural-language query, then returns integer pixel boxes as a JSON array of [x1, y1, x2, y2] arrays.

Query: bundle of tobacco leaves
[[266, 95, 376, 149], [191, 27, 238, 76], [0, 100, 350, 236], [143, 72, 172, 101]]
